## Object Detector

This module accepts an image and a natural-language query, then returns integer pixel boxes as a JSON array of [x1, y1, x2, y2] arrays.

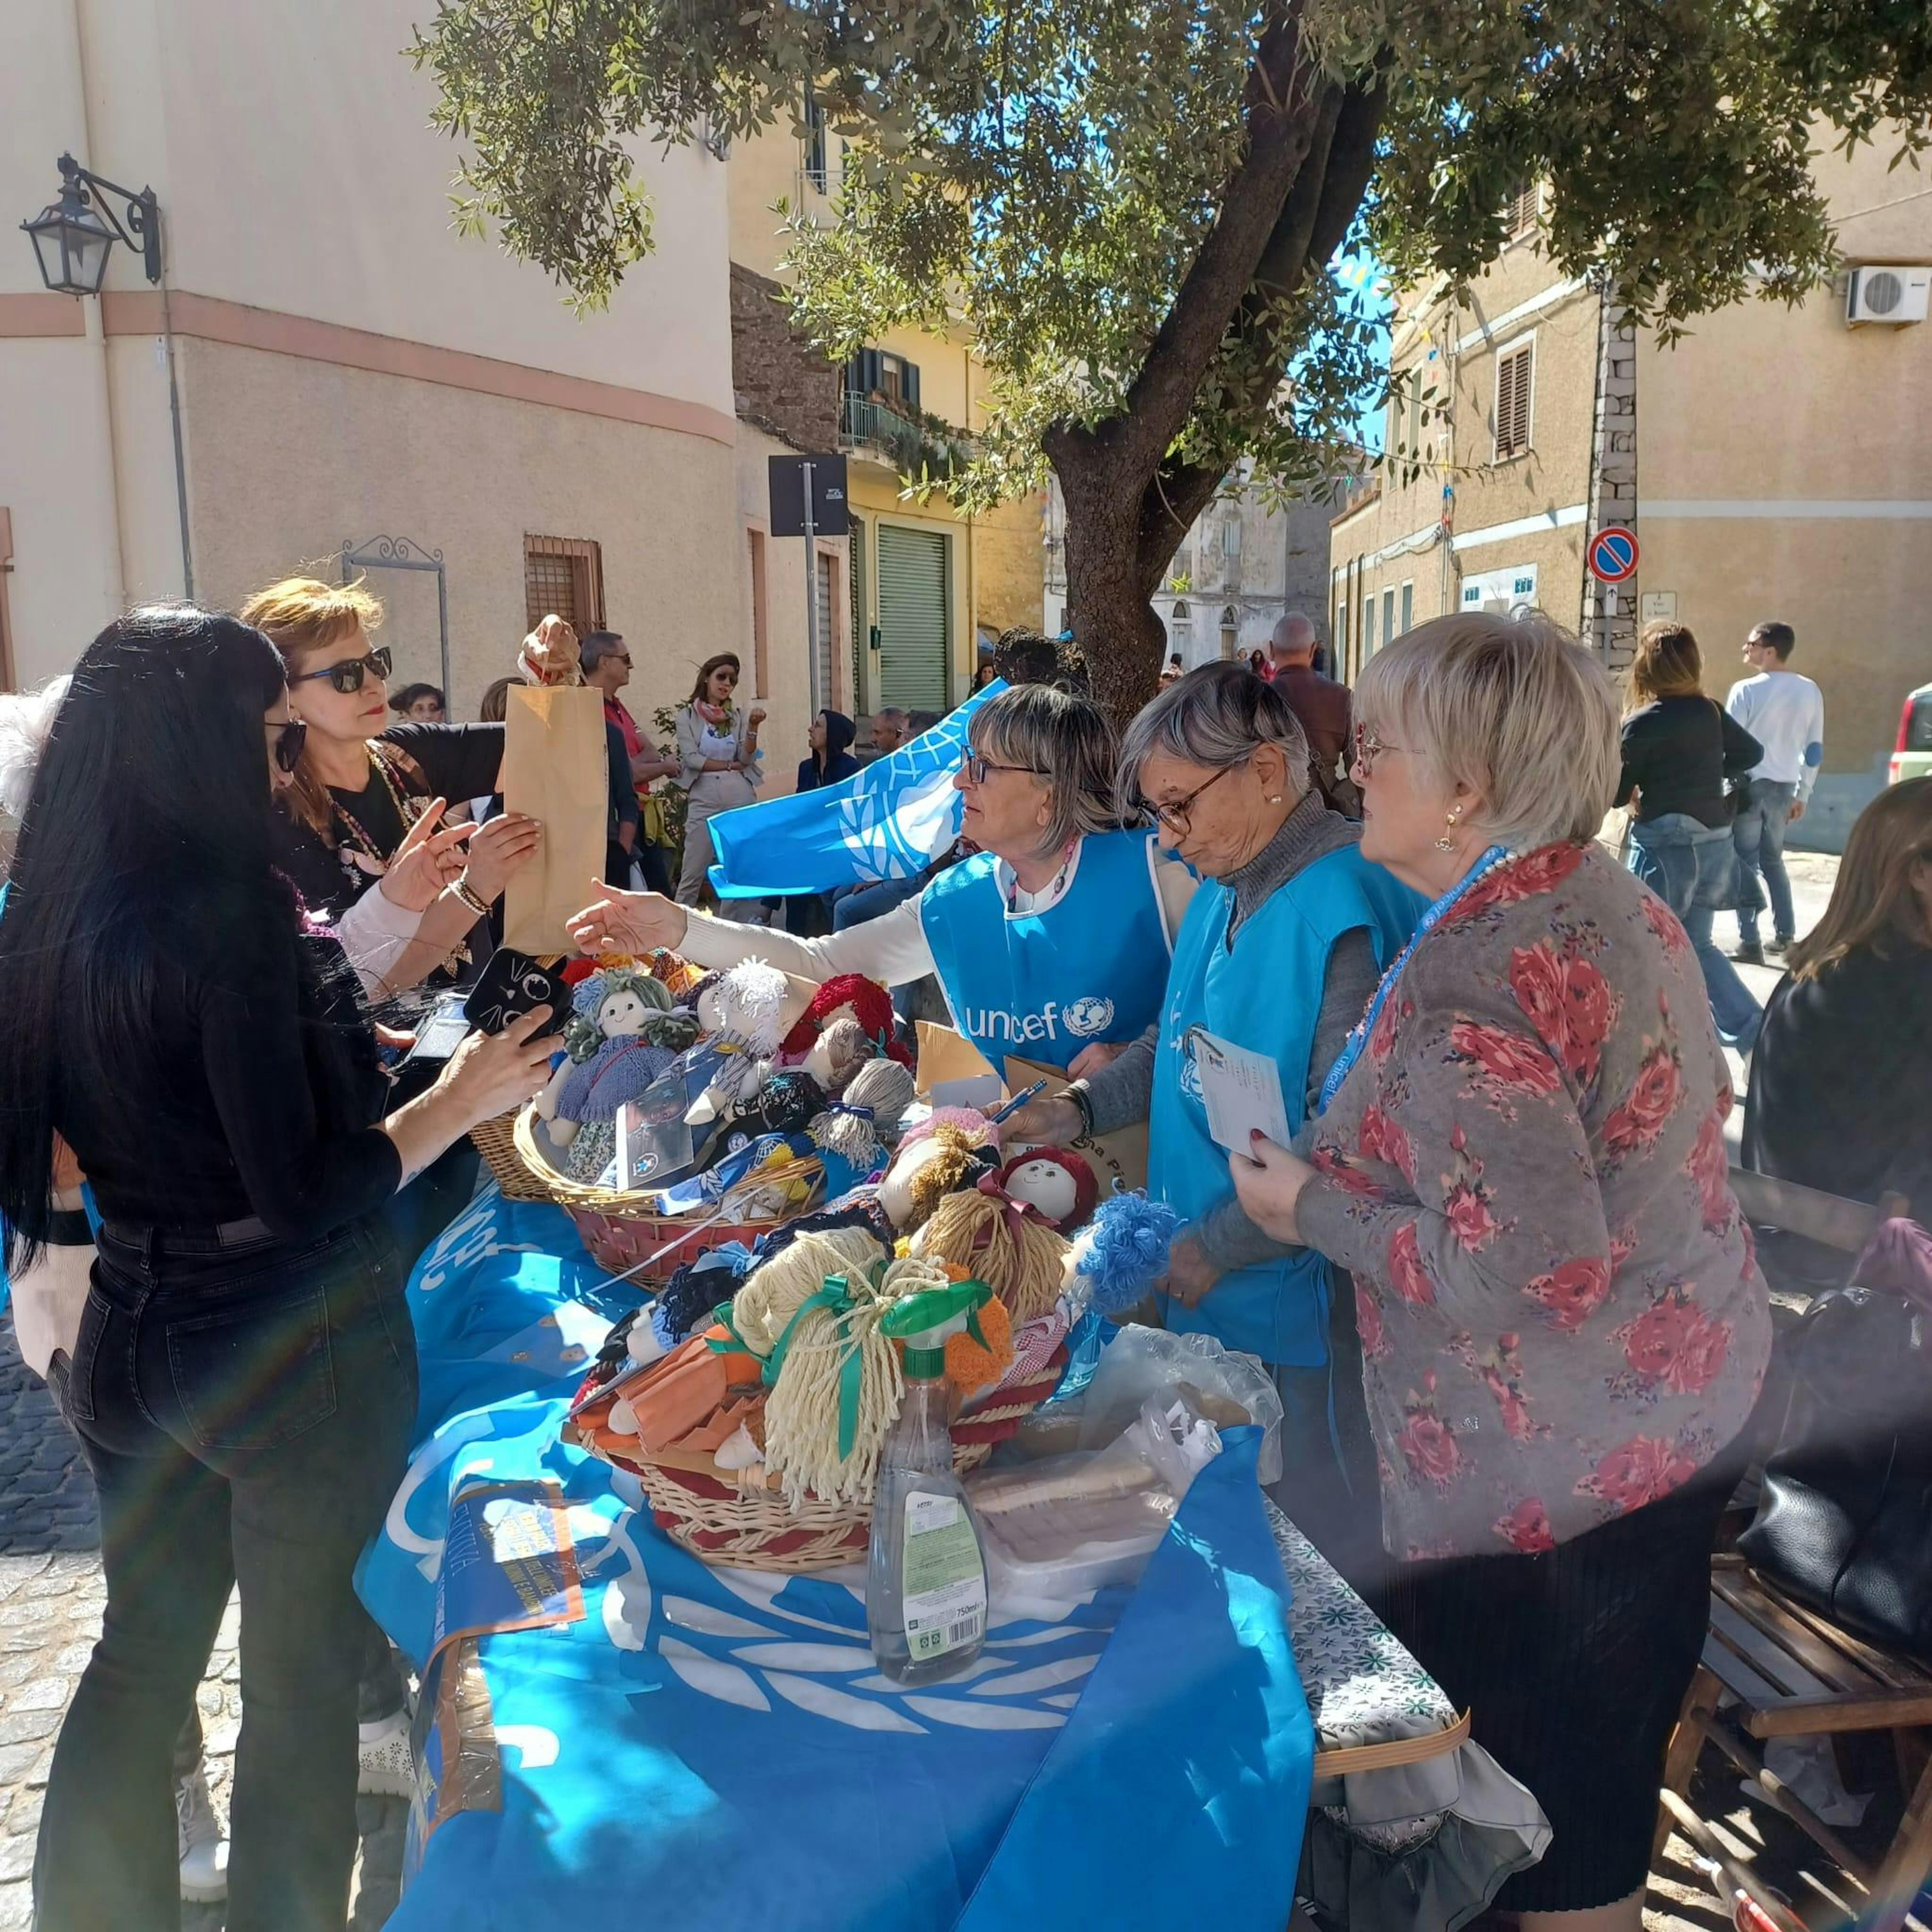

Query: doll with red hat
[[776, 973, 913, 1071]]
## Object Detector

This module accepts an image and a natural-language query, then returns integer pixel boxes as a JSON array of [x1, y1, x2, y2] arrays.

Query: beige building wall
[[727, 119, 1042, 708], [3, 0, 739, 695]]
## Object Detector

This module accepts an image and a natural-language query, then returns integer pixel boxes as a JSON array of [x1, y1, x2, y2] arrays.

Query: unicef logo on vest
[[1062, 996, 1116, 1039]]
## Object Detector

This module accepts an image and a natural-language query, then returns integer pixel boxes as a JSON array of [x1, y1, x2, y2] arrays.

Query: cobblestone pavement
[[0, 1310, 403, 1930]]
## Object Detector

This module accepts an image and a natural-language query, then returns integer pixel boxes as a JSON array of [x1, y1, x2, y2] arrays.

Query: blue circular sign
[[1587, 526, 1639, 583]]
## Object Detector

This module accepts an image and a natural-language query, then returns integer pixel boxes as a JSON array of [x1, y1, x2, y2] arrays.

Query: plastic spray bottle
[[866, 1279, 993, 1685]]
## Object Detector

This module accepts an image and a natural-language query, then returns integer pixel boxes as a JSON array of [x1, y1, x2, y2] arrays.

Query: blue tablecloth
[[362, 1187, 1315, 1932]]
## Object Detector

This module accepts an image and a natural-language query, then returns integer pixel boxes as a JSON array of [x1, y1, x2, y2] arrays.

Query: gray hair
[[1270, 612, 1317, 659], [876, 706, 908, 724], [969, 684, 1122, 859], [1354, 611, 1620, 850], [1116, 662, 1311, 815], [578, 630, 627, 674]]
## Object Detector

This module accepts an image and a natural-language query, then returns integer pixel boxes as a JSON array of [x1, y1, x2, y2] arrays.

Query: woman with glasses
[[1230, 615, 1770, 1932], [0, 608, 554, 1931], [570, 684, 1190, 1075], [1004, 665, 1421, 1572], [672, 652, 767, 912], [246, 577, 549, 998]]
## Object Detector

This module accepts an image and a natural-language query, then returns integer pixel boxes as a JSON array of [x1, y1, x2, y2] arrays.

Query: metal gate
[[815, 551, 836, 714], [875, 524, 949, 713], [340, 536, 449, 699]]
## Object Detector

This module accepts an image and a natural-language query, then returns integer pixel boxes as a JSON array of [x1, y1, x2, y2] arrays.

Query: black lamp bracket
[[57, 152, 163, 284]]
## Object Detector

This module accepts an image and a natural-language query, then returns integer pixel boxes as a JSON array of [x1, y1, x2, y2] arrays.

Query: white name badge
[[1185, 1026, 1291, 1155]]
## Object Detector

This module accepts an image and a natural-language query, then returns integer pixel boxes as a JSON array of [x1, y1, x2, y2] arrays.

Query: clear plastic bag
[[967, 1395, 1223, 1602], [1071, 1326, 1283, 1486]]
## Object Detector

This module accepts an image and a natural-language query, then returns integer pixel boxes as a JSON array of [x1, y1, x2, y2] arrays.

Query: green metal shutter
[[849, 519, 866, 708], [875, 524, 950, 712], [815, 552, 836, 709]]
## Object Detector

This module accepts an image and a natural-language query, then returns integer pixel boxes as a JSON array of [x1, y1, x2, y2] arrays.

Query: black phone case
[[462, 949, 569, 1038]]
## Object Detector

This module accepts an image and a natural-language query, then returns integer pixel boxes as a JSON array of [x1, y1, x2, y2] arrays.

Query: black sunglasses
[[266, 718, 309, 774], [291, 644, 393, 695]]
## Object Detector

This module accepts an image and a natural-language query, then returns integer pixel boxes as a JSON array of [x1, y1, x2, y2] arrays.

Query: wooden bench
[[1658, 1170, 1926, 1932], [1660, 1557, 1932, 1932]]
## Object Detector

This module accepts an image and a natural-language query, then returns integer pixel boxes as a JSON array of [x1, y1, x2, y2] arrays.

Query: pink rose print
[[1507, 941, 1567, 1049], [1454, 844, 1584, 922], [1438, 1124, 1507, 1252], [1610, 1224, 1639, 1271], [1386, 1220, 1438, 1306], [1396, 1406, 1464, 1491], [1524, 1256, 1613, 1332], [1355, 1280, 1391, 1361], [1688, 1108, 1731, 1231], [1368, 995, 1411, 1066], [1494, 1497, 1557, 1553], [1312, 1145, 1385, 1199], [1640, 890, 1692, 959], [1357, 1103, 1418, 1184], [1615, 1287, 1732, 1395], [1447, 1020, 1563, 1096], [1576, 1435, 1699, 1512], [1507, 941, 1618, 1084], [1448, 1330, 1546, 1442], [1603, 1041, 1683, 1158]]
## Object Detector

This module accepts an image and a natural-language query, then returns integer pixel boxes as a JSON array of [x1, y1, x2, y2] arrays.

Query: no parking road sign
[[1587, 525, 1639, 583]]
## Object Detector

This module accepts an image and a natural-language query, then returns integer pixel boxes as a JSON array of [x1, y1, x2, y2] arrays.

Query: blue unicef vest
[[919, 830, 1171, 1075], [1149, 847, 1423, 1365]]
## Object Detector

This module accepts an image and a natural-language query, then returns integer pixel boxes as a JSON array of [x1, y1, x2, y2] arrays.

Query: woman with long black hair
[[0, 607, 554, 1932]]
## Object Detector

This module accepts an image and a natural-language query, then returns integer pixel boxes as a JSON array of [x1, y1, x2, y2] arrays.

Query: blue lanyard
[[1316, 845, 1511, 1114]]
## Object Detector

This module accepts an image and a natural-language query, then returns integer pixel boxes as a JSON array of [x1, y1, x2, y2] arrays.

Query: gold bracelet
[[450, 879, 491, 919]]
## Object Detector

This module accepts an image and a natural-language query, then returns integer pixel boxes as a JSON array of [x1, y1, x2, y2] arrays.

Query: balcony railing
[[838, 391, 975, 480]]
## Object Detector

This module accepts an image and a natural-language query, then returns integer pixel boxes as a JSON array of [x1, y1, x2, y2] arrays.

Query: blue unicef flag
[[705, 683, 1005, 898], [364, 1187, 1313, 1932]]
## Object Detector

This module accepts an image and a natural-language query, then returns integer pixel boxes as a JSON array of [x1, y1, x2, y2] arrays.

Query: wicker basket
[[573, 1350, 1068, 1571], [472, 1109, 553, 1203]]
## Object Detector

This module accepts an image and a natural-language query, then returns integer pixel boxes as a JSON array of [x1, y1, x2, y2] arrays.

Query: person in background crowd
[[870, 708, 910, 757], [971, 660, 1000, 694], [1744, 778, 1932, 1219], [246, 578, 544, 999], [0, 607, 554, 1932], [387, 682, 444, 723], [907, 708, 942, 736], [572, 631, 657, 892], [1725, 620, 1824, 964], [1268, 612, 1357, 815], [1311, 642, 1330, 677], [1166, 651, 1184, 676], [993, 624, 1088, 695], [1233, 612, 1771, 1932], [1007, 665, 1421, 1577], [572, 685, 1196, 1076], [1616, 621, 1765, 1055], [671, 653, 766, 915], [800, 711, 861, 792], [478, 676, 514, 724], [1158, 665, 1182, 690], [1248, 648, 1269, 678]]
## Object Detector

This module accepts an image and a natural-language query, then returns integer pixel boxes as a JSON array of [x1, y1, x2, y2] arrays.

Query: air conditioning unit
[[1846, 264, 1931, 326]]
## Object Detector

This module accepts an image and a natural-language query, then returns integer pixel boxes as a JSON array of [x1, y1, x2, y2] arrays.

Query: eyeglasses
[[265, 718, 308, 774], [1351, 723, 1413, 779], [960, 749, 1046, 786], [290, 644, 393, 695], [1131, 763, 1237, 838], [712, 668, 739, 685]]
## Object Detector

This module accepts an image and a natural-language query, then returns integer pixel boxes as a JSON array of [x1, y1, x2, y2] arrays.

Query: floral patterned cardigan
[[1296, 840, 1772, 1562]]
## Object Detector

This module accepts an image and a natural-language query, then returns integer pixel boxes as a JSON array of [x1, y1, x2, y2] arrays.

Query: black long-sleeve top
[[1615, 695, 1762, 829], [55, 900, 402, 1241]]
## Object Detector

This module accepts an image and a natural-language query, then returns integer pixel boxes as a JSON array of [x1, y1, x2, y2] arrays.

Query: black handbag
[[1737, 1284, 1932, 1666]]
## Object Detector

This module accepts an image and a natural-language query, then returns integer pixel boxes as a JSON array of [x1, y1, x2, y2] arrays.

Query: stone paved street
[[0, 1311, 403, 1930]]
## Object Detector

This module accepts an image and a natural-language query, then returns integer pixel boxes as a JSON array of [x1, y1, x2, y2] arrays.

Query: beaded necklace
[[331, 742, 425, 874]]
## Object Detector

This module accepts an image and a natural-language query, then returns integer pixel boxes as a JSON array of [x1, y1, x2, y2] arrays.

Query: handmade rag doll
[[777, 973, 913, 1070], [536, 969, 692, 1177]]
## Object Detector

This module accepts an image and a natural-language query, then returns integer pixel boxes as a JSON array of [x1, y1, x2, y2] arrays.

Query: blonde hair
[[1787, 778, 1932, 980], [1356, 611, 1621, 851], [241, 576, 386, 840], [239, 576, 383, 665], [1628, 621, 1704, 705]]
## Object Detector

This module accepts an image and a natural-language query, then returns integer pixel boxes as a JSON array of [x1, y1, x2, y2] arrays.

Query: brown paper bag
[[502, 684, 609, 955]]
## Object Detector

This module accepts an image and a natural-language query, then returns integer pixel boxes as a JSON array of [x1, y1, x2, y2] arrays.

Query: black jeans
[[34, 1220, 416, 1932]]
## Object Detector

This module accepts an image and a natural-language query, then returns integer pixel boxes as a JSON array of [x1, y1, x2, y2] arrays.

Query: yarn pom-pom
[[945, 1294, 1014, 1393], [1069, 1192, 1182, 1316]]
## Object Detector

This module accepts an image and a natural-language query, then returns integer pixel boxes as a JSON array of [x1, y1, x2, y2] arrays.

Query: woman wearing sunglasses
[[671, 652, 768, 912], [243, 577, 546, 997], [1004, 665, 1423, 1577], [0, 607, 555, 1931], [571, 684, 1191, 1075]]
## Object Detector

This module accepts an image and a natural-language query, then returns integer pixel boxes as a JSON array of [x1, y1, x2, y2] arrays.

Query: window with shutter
[[1494, 343, 1533, 461], [1505, 182, 1540, 239], [524, 535, 604, 632]]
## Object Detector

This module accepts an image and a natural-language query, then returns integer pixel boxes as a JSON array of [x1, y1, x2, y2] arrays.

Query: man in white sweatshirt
[[1724, 620, 1824, 963]]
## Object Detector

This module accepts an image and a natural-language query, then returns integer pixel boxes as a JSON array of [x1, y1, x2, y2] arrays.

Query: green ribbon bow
[[709, 1276, 874, 1463]]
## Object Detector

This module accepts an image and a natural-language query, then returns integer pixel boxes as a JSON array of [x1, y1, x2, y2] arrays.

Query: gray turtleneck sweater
[[1072, 787, 1381, 1276]]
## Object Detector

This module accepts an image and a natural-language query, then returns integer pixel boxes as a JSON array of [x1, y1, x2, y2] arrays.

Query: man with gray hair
[[1267, 613, 1357, 815], [869, 707, 910, 757]]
